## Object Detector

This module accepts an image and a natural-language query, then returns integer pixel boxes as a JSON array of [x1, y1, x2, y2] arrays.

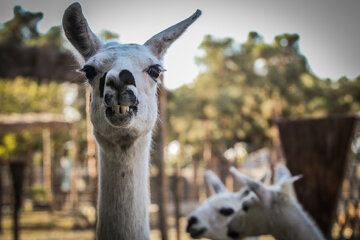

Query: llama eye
[[80, 65, 97, 81], [242, 205, 249, 212], [243, 189, 250, 196], [146, 65, 164, 82], [219, 207, 234, 216]]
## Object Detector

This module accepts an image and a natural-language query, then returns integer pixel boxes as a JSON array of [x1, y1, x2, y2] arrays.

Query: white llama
[[62, 3, 201, 239], [227, 166, 326, 240], [186, 169, 270, 240]]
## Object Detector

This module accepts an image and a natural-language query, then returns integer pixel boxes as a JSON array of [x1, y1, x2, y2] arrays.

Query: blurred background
[[0, 0, 359, 240]]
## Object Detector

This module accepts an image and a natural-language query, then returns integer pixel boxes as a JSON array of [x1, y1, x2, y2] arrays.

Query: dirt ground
[[0, 210, 275, 240], [1, 210, 197, 240]]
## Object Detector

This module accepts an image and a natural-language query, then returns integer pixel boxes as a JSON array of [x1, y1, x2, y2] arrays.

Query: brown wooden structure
[[0, 113, 78, 240], [278, 115, 358, 239]]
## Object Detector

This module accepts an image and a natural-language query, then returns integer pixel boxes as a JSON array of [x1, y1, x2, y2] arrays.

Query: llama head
[[62, 3, 201, 145], [186, 169, 269, 240], [227, 165, 302, 239]]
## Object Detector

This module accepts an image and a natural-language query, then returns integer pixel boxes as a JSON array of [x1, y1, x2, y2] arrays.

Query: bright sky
[[1, 0, 359, 89]]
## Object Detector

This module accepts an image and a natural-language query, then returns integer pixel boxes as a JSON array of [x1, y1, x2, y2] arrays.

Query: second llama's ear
[[205, 170, 227, 194], [275, 164, 292, 184], [144, 9, 201, 59], [62, 2, 102, 60], [230, 167, 272, 206], [279, 175, 302, 195]]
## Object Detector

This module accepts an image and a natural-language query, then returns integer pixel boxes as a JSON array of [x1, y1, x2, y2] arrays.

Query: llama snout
[[103, 69, 139, 114], [104, 89, 138, 106], [186, 216, 207, 238]]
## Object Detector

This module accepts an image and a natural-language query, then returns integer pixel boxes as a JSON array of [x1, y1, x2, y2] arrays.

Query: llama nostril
[[227, 229, 240, 239], [119, 69, 136, 86], [104, 93, 112, 105], [186, 216, 198, 232], [189, 216, 198, 225]]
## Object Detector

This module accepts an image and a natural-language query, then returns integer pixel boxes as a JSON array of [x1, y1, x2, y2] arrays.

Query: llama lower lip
[[189, 228, 206, 238]]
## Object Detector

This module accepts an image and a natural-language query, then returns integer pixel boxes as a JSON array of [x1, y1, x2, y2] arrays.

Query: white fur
[[228, 165, 325, 240], [186, 170, 268, 240], [62, 3, 201, 239]]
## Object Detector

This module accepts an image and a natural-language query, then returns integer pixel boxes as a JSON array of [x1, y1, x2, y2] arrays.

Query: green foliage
[[0, 77, 65, 114], [0, 77, 69, 158], [27, 26, 65, 50], [98, 30, 120, 41], [28, 184, 47, 202], [0, 6, 43, 45], [167, 32, 360, 166], [0, 6, 90, 163]]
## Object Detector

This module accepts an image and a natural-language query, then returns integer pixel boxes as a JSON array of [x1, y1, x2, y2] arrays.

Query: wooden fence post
[[42, 128, 53, 210]]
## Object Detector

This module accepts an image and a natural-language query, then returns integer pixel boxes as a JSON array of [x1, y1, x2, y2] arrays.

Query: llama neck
[[268, 201, 325, 240], [95, 131, 151, 240]]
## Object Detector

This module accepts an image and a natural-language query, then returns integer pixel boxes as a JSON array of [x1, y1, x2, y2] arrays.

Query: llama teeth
[[120, 106, 126, 114], [119, 106, 130, 114], [112, 105, 120, 114]]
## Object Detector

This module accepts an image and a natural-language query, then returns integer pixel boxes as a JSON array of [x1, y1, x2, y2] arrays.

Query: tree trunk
[[218, 118, 229, 183], [154, 76, 168, 240], [70, 123, 79, 209], [10, 161, 26, 240], [174, 164, 182, 240], [203, 121, 212, 198], [277, 115, 357, 239], [270, 98, 283, 183], [42, 128, 53, 211], [192, 156, 200, 201]]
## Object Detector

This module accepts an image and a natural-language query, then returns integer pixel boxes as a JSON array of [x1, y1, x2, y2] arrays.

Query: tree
[[0, 6, 43, 45], [167, 32, 360, 177]]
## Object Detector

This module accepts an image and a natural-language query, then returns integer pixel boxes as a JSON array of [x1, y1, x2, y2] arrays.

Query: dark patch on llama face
[[80, 65, 97, 83], [219, 207, 234, 216], [119, 70, 136, 87], [99, 72, 107, 98]]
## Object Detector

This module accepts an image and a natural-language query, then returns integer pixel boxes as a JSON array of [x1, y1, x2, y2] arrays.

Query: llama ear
[[62, 2, 102, 60], [279, 175, 302, 195], [230, 167, 272, 206], [205, 170, 227, 194], [275, 164, 292, 184], [144, 9, 201, 59], [229, 167, 245, 190]]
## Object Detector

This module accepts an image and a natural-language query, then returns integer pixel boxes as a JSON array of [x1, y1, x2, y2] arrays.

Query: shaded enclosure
[[278, 115, 358, 239]]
